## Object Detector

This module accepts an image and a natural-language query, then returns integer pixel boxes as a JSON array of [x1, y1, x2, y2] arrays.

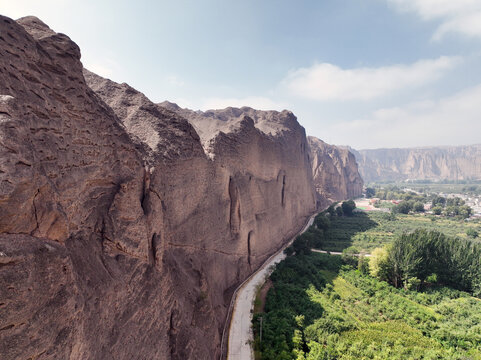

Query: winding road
[[225, 213, 317, 360]]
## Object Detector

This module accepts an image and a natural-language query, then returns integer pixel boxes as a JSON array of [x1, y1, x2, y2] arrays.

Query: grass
[[322, 211, 481, 252]]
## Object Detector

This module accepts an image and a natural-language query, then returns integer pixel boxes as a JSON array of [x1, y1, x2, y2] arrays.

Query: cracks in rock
[[148, 232, 160, 266], [247, 231, 253, 266], [100, 254, 114, 279], [98, 218, 143, 261], [166, 242, 246, 257], [0, 324, 15, 331], [101, 233, 139, 257], [30, 188, 40, 235], [0, 260, 17, 268], [140, 168, 150, 215], [97, 219, 114, 278], [168, 308, 178, 358], [140, 168, 164, 215], [281, 175, 286, 207], [149, 188, 162, 201], [228, 176, 241, 238]]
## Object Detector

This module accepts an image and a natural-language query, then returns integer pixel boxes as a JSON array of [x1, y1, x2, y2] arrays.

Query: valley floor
[[252, 207, 481, 359], [253, 253, 481, 360]]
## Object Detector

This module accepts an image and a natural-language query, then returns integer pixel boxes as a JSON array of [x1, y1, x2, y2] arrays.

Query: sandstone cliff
[[0, 15, 316, 360], [308, 136, 363, 207], [352, 145, 481, 183]]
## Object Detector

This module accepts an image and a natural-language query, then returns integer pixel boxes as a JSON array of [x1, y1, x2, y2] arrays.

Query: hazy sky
[[1, 0, 481, 149]]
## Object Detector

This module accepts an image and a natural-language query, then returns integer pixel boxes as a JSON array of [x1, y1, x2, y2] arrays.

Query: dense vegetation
[[377, 181, 481, 196], [253, 253, 481, 359], [321, 211, 481, 252], [366, 181, 481, 196], [253, 203, 481, 359], [371, 229, 481, 296], [366, 185, 473, 218]]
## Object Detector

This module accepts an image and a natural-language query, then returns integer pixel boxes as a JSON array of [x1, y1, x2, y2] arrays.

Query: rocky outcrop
[[352, 145, 481, 182], [308, 137, 363, 207], [0, 15, 316, 360]]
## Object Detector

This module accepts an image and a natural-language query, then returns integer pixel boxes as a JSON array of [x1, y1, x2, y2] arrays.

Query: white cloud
[[433, 12, 481, 41], [282, 56, 459, 101], [166, 75, 185, 87], [387, 0, 481, 40], [330, 83, 481, 149], [200, 96, 288, 111], [83, 58, 121, 79]]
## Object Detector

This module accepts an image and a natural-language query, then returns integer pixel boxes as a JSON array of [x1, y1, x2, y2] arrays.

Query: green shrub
[[466, 228, 478, 238]]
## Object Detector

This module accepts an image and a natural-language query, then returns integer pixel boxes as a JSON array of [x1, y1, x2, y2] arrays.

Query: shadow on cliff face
[[322, 213, 378, 252]]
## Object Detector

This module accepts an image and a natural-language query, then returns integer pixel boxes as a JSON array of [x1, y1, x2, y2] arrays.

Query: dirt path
[[312, 249, 371, 257]]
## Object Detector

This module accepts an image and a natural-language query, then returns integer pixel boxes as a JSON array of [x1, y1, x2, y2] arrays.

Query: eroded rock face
[[308, 136, 363, 207], [0, 15, 316, 359], [352, 145, 481, 182]]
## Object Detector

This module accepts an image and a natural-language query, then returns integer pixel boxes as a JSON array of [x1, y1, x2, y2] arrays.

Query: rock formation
[[308, 136, 363, 207], [352, 145, 481, 183], [0, 15, 316, 359]]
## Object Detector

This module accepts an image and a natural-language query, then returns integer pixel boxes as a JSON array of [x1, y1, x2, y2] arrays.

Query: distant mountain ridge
[[351, 144, 481, 182]]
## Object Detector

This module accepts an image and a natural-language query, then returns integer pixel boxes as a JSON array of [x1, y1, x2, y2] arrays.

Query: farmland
[[322, 211, 481, 252], [253, 253, 481, 360]]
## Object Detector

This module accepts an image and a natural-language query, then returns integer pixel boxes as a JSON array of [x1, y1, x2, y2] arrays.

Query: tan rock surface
[[0, 15, 317, 359], [352, 145, 481, 182], [308, 136, 363, 207]]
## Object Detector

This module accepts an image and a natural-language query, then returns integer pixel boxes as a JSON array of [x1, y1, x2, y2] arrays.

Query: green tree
[[342, 246, 359, 267], [458, 205, 472, 219], [432, 196, 446, 207], [358, 255, 370, 274], [341, 200, 356, 216], [293, 235, 311, 255], [284, 246, 294, 256], [335, 206, 343, 217], [369, 246, 392, 281], [389, 230, 438, 288], [327, 204, 336, 216], [314, 214, 330, 231], [393, 201, 412, 214], [365, 187, 375, 198], [447, 197, 465, 207], [413, 201, 425, 212]]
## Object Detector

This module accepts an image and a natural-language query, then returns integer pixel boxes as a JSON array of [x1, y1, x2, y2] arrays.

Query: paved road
[[226, 214, 316, 360]]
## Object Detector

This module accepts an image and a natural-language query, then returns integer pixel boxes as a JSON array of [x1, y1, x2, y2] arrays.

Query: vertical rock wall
[[0, 15, 316, 359], [308, 136, 364, 207]]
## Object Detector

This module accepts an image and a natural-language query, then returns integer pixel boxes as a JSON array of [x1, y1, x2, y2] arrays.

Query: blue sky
[[1, 0, 481, 149]]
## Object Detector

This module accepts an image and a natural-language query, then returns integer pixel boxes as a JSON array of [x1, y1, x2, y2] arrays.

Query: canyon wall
[[352, 145, 481, 183], [0, 15, 316, 360], [308, 136, 363, 207]]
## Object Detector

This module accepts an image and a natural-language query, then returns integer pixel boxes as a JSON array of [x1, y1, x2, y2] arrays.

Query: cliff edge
[[0, 15, 316, 360], [308, 136, 364, 207]]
